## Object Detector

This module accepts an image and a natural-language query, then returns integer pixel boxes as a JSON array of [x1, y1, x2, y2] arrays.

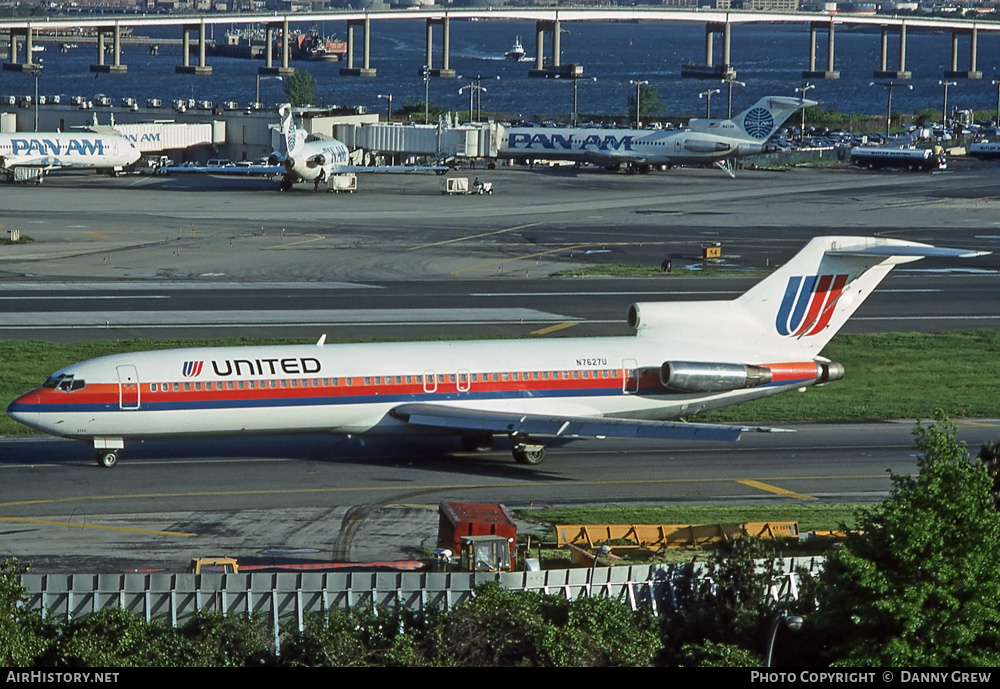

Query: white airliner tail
[[278, 103, 307, 156], [629, 236, 986, 361], [689, 96, 815, 145]]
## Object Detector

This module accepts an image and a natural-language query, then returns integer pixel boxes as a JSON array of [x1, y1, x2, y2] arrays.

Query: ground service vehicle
[[849, 146, 946, 171]]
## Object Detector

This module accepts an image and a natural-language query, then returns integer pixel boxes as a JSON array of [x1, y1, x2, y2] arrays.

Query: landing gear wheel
[[512, 444, 546, 465], [279, 176, 293, 192], [96, 450, 119, 468], [461, 433, 494, 453]]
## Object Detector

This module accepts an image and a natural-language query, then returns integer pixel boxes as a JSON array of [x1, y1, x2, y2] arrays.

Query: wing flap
[[391, 403, 745, 442]]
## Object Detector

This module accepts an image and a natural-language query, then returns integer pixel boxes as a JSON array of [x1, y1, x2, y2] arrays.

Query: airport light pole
[[629, 79, 648, 128], [27, 63, 42, 132], [870, 81, 911, 140], [939, 80, 956, 130], [722, 77, 746, 119], [459, 82, 485, 125], [570, 76, 596, 127], [765, 610, 804, 667], [699, 88, 721, 119], [377, 93, 393, 123], [255, 74, 282, 108], [993, 79, 1000, 128], [796, 83, 815, 142], [472, 75, 497, 123], [422, 65, 431, 125]]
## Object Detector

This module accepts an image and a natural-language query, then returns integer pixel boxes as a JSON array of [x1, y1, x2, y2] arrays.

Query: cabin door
[[117, 365, 140, 410], [622, 359, 638, 394]]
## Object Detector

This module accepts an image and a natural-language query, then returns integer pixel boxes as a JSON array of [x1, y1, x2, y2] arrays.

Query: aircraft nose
[[6, 391, 40, 427]]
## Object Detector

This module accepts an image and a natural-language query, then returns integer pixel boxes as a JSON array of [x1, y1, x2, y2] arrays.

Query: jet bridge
[[339, 121, 501, 161]]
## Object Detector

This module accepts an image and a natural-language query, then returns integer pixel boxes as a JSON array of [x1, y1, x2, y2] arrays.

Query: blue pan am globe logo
[[742, 107, 775, 139]]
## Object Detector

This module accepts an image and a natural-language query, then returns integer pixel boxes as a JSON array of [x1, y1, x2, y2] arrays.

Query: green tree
[[662, 537, 796, 665], [175, 610, 273, 666], [0, 558, 56, 666], [283, 70, 318, 107], [812, 415, 1000, 666], [676, 640, 763, 667], [44, 606, 177, 667], [627, 84, 665, 124], [425, 582, 658, 666], [280, 605, 427, 667], [397, 100, 446, 124]]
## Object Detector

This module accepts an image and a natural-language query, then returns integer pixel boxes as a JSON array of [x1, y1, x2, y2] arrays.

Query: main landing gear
[[512, 439, 546, 465], [460, 432, 547, 465], [96, 449, 119, 468], [93, 438, 124, 468]]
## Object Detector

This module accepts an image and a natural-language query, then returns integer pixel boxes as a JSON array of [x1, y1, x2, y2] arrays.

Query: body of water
[[6, 18, 1000, 121]]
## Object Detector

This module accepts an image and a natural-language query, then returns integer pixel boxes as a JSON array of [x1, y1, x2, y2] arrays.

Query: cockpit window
[[42, 374, 86, 392]]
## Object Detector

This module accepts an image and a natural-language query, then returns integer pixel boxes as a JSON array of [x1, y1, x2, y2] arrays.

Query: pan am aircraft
[[0, 131, 141, 182], [499, 96, 815, 175], [6, 236, 985, 468]]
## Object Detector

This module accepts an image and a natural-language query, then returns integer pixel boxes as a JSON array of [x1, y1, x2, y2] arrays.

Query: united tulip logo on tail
[[182, 361, 204, 377], [775, 274, 849, 337]]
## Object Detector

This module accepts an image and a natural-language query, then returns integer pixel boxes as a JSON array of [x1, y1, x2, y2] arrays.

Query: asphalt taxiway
[[1, 162, 999, 572]]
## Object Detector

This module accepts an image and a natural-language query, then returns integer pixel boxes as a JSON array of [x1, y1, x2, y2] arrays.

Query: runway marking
[[957, 419, 1000, 428], [0, 516, 194, 537], [407, 223, 540, 251], [452, 244, 592, 276], [451, 240, 681, 276], [264, 234, 326, 249], [531, 322, 576, 335], [736, 479, 817, 502], [85, 231, 109, 239], [0, 295, 168, 301]]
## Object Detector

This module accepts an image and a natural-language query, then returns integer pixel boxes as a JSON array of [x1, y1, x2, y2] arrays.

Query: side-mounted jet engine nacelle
[[661, 361, 773, 393], [660, 360, 845, 393]]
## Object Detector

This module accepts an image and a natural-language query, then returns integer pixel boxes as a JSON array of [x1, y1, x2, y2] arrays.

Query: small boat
[[505, 36, 526, 62]]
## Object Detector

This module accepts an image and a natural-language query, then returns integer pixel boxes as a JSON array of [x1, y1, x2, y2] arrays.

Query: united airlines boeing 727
[[6, 236, 984, 468]]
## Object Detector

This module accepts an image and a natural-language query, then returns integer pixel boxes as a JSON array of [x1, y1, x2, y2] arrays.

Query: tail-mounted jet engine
[[660, 361, 844, 393]]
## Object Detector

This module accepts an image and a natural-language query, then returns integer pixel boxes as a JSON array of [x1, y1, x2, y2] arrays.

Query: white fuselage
[[0, 133, 141, 173], [6, 334, 819, 443], [499, 126, 762, 166]]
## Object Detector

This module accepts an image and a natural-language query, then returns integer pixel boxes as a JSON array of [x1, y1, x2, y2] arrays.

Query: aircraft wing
[[580, 152, 646, 166], [340, 164, 449, 174], [160, 165, 284, 175], [390, 403, 748, 442]]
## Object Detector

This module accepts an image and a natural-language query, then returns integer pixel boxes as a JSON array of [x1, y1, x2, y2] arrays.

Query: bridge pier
[[944, 27, 982, 79], [682, 22, 735, 80], [423, 17, 455, 78], [176, 21, 211, 75], [873, 24, 910, 79], [528, 20, 582, 78], [2, 28, 31, 72], [90, 24, 127, 74], [259, 21, 295, 77], [340, 17, 376, 77], [803, 21, 839, 79]]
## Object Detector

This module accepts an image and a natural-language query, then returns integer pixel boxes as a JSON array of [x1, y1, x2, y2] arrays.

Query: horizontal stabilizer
[[827, 245, 989, 259], [391, 403, 745, 442]]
